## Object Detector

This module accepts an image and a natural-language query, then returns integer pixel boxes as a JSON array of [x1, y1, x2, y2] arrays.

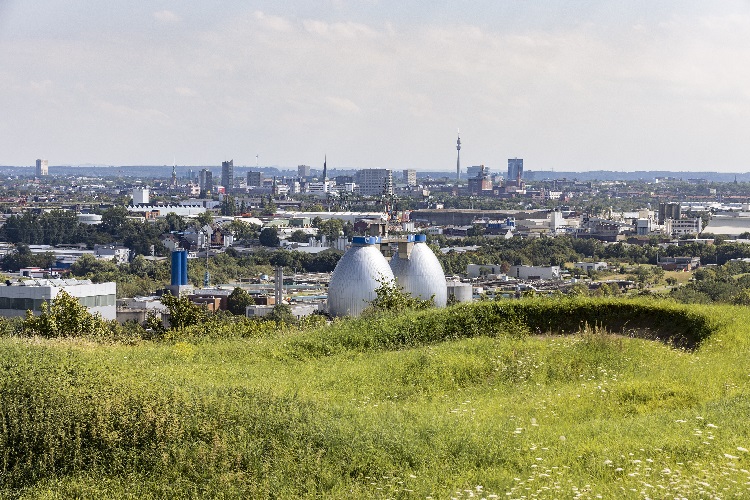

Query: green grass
[[2, 298, 750, 498]]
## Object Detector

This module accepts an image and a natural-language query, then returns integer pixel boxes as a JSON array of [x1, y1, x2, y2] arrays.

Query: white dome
[[390, 239, 447, 307], [328, 238, 395, 317]]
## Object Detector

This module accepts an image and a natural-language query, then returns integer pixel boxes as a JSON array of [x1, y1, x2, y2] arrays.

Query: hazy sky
[[2, 1, 750, 172]]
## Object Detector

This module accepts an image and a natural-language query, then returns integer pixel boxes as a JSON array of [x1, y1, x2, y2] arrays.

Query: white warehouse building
[[508, 265, 561, 281], [0, 279, 117, 320]]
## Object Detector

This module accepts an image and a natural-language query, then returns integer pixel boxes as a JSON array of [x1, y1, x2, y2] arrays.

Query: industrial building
[[0, 279, 117, 320], [389, 234, 447, 307], [327, 234, 448, 317], [327, 236, 395, 317], [508, 265, 561, 281]]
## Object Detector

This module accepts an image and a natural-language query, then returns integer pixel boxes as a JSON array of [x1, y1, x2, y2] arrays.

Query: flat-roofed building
[[36, 159, 48, 176], [0, 279, 116, 319], [247, 171, 262, 187], [403, 169, 417, 186], [357, 168, 393, 196]]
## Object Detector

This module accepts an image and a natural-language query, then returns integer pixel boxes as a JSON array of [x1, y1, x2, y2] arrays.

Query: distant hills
[[1, 164, 749, 182]]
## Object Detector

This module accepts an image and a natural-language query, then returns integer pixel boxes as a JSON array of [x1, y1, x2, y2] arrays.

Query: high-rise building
[[468, 165, 493, 195], [467, 165, 490, 178], [247, 171, 262, 187], [221, 160, 234, 193], [658, 202, 681, 224], [403, 169, 417, 186], [132, 187, 149, 205], [36, 159, 48, 176], [199, 169, 213, 197], [508, 158, 523, 183], [357, 169, 393, 196], [298, 165, 311, 178]]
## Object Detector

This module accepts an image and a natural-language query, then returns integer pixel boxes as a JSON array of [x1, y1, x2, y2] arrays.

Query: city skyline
[[2, 1, 750, 172]]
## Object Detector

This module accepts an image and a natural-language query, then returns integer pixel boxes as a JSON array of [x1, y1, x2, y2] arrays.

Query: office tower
[[658, 202, 681, 224], [132, 187, 150, 205], [221, 160, 234, 193], [199, 169, 213, 197], [508, 158, 523, 182], [298, 165, 311, 178], [468, 165, 492, 195], [467, 165, 490, 178], [357, 169, 393, 196], [403, 169, 417, 186], [36, 159, 48, 176], [247, 171, 262, 187]]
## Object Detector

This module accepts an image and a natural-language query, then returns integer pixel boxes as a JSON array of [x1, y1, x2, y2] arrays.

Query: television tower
[[456, 129, 461, 182]]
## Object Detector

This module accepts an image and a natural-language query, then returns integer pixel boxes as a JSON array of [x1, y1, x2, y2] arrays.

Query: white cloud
[[3, 4, 750, 170], [175, 87, 197, 97], [325, 96, 361, 114], [254, 11, 292, 32], [153, 10, 180, 24]]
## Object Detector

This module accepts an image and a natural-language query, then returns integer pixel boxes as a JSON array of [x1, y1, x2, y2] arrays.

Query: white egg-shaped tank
[[328, 236, 395, 317], [390, 234, 448, 307]]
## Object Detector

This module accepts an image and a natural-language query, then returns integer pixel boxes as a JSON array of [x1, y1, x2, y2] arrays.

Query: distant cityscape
[[2, 148, 750, 323]]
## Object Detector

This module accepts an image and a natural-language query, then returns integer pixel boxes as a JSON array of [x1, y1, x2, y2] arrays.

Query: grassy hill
[[2, 299, 750, 498]]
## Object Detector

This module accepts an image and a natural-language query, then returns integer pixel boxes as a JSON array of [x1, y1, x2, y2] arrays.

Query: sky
[[2, 1, 750, 173]]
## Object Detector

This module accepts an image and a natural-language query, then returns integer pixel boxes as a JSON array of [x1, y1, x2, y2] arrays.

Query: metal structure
[[456, 129, 461, 182], [389, 235, 447, 307], [202, 225, 213, 287], [327, 236, 394, 317], [274, 267, 283, 305]]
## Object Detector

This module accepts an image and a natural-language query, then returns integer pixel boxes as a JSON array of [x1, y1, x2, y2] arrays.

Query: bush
[[22, 290, 114, 338]]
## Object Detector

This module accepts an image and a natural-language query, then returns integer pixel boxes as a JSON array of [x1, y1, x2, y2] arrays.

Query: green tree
[[101, 206, 130, 235], [23, 290, 112, 338], [160, 292, 209, 330], [165, 212, 186, 232], [289, 230, 310, 243], [195, 211, 214, 228], [259, 227, 280, 247], [368, 278, 434, 313], [265, 303, 296, 324], [227, 287, 254, 315]]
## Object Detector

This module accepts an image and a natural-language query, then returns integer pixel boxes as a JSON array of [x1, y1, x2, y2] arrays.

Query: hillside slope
[[2, 299, 749, 498]]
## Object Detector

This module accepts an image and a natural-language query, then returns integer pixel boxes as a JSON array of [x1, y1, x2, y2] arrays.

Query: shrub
[[22, 290, 113, 338]]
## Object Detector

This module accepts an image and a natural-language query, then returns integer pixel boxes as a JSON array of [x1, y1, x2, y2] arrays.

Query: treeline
[[432, 235, 750, 275], [58, 249, 341, 298], [669, 260, 750, 305], [0, 208, 170, 255]]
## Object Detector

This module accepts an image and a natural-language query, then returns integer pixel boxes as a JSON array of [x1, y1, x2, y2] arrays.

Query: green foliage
[[194, 211, 214, 228], [259, 227, 280, 247], [2, 299, 748, 497], [265, 303, 296, 325], [22, 290, 113, 338], [0, 244, 56, 272], [227, 287, 254, 315], [367, 278, 434, 313], [160, 293, 209, 330], [289, 229, 310, 243], [313, 218, 343, 240], [670, 260, 750, 304]]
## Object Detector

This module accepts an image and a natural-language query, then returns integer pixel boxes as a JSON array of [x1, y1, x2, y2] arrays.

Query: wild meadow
[[1, 298, 750, 498]]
